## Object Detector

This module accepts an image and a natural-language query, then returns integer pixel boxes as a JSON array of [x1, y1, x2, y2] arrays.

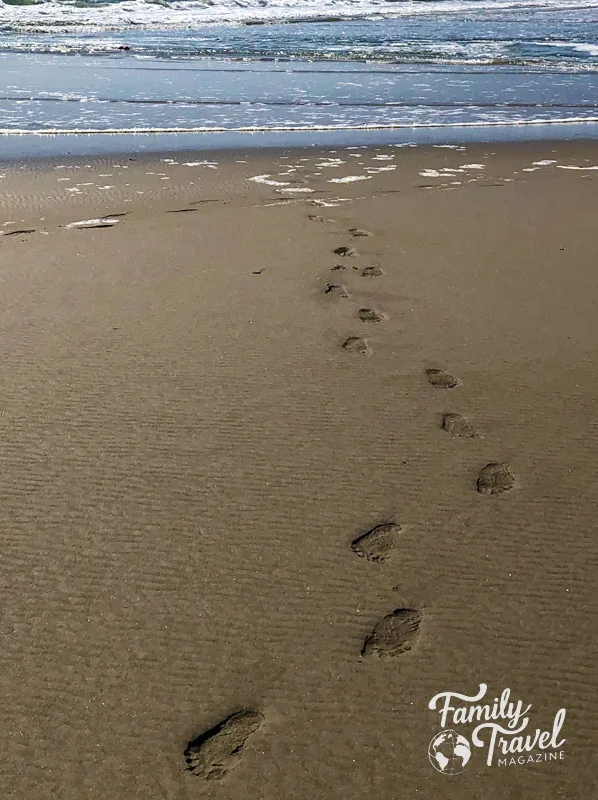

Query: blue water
[[0, 2, 597, 156]]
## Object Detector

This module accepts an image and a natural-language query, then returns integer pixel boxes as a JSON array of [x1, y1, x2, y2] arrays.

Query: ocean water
[[0, 0, 597, 155]]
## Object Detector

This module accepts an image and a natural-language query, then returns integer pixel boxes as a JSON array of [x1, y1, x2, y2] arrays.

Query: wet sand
[[0, 140, 597, 798]]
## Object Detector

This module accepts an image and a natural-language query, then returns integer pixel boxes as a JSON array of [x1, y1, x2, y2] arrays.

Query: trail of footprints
[[2, 193, 516, 778], [183, 212, 518, 781]]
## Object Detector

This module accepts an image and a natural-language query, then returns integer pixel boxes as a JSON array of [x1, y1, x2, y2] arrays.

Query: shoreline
[[1, 122, 598, 164]]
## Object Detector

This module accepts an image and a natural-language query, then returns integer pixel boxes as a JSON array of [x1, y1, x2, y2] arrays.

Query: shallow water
[[1, 2, 597, 153]]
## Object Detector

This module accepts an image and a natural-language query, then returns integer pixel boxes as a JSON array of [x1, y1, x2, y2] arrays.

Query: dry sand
[[0, 140, 597, 798]]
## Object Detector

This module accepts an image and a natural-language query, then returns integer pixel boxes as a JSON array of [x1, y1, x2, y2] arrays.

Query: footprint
[[441, 412, 475, 438], [351, 523, 400, 563], [361, 265, 384, 278], [342, 336, 369, 354], [358, 308, 385, 323], [362, 609, 423, 658], [477, 462, 515, 495], [349, 228, 371, 237], [330, 263, 346, 271], [185, 710, 263, 780], [426, 368, 460, 389], [325, 283, 349, 297], [308, 214, 334, 223], [334, 246, 357, 257]]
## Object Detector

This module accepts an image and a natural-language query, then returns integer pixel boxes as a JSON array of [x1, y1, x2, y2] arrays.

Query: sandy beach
[[0, 140, 597, 798]]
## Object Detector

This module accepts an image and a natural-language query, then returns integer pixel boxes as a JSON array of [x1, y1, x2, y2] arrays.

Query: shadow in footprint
[[351, 523, 400, 563], [349, 228, 372, 237], [362, 609, 423, 658], [185, 710, 263, 780]]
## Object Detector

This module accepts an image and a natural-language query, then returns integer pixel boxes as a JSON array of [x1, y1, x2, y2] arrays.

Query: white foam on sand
[[328, 175, 372, 183], [556, 164, 598, 170], [248, 174, 291, 186], [183, 161, 219, 168], [309, 198, 352, 207], [532, 160, 558, 165], [65, 218, 120, 229]]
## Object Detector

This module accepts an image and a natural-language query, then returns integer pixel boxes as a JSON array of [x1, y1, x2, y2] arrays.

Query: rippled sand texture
[[0, 141, 597, 799]]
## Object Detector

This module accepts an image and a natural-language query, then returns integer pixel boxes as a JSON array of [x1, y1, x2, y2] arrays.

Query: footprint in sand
[[308, 214, 334, 223], [426, 368, 461, 389], [342, 336, 369, 354], [325, 283, 349, 297], [351, 523, 401, 563], [331, 263, 346, 271], [358, 308, 385, 323], [334, 246, 357, 257], [185, 710, 263, 780], [441, 412, 476, 438], [361, 265, 384, 278], [362, 608, 423, 658], [349, 228, 372, 237], [477, 462, 515, 495]]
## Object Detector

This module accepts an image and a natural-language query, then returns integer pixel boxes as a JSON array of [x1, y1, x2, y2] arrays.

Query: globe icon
[[428, 729, 471, 774]]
